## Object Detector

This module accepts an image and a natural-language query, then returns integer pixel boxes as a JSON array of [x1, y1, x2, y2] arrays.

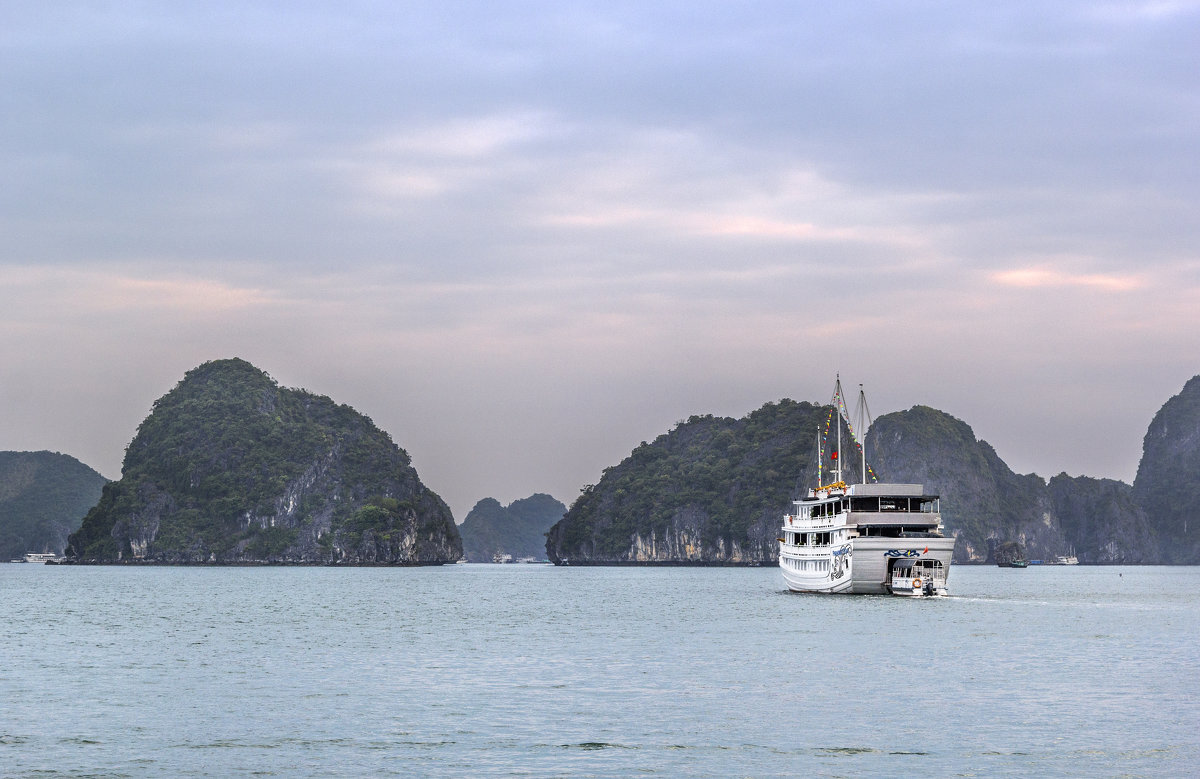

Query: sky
[[2, 1, 1198, 522]]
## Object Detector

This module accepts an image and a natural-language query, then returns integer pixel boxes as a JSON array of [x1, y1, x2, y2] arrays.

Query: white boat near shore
[[22, 552, 60, 564], [779, 377, 954, 596]]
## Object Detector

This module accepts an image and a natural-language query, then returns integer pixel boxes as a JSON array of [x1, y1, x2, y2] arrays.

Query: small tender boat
[[887, 558, 948, 597]]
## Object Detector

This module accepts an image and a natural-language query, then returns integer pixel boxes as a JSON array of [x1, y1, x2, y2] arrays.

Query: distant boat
[[22, 552, 59, 564], [998, 559, 1028, 568]]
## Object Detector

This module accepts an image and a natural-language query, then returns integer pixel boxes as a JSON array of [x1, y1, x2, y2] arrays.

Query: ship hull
[[780, 565, 854, 593], [848, 536, 955, 595]]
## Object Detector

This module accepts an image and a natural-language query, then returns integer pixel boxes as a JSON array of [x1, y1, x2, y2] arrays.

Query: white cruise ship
[[779, 378, 954, 596]]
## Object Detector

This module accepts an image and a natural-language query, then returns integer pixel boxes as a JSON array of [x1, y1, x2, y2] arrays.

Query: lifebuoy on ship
[[912, 578, 921, 588]]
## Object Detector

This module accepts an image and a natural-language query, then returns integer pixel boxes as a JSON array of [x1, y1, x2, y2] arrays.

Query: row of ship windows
[[785, 531, 843, 547], [782, 558, 830, 572], [799, 497, 938, 518]]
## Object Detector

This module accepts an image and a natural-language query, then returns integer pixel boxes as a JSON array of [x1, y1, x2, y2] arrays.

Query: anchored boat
[[779, 377, 954, 596]]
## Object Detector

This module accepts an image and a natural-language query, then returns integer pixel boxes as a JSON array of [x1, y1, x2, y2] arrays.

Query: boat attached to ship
[[779, 377, 955, 596]]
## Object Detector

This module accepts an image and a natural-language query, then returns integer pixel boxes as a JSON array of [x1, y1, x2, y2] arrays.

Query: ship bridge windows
[[812, 499, 844, 517], [850, 497, 876, 512], [850, 496, 940, 513]]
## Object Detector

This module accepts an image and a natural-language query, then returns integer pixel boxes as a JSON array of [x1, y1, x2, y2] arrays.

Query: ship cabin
[[782, 483, 852, 552], [843, 483, 942, 540]]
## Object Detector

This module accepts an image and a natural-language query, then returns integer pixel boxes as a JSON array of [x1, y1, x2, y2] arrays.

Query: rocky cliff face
[[869, 407, 1071, 563], [1133, 375, 1200, 563], [66, 359, 460, 564], [1048, 474, 1156, 563], [0, 451, 108, 558], [459, 493, 565, 562]]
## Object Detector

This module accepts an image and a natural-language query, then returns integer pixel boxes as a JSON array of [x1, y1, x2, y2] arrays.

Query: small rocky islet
[[458, 494, 565, 562], [0, 451, 106, 561]]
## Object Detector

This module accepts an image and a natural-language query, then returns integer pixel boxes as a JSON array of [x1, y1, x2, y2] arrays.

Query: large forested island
[[0, 451, 107, 559], [547, 376, 1200, 565], [66, 358, 461, 564]]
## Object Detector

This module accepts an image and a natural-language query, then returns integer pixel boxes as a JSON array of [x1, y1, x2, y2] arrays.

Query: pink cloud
[[991, 267, 1144, 291]]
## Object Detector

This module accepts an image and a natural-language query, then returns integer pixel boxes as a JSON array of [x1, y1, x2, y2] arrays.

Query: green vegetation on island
[[547, 400, 834, 564], [66, 358, 461, 564]]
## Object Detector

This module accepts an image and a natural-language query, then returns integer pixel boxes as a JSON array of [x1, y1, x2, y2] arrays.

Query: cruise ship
[[779, 378, 954, 596]]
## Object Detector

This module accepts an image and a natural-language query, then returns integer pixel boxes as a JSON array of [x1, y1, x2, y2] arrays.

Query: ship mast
[[832, 374, 845, 484], [816, 427, 823, 486], [831, 375, 874, 485], [854, 384, 873, 485]]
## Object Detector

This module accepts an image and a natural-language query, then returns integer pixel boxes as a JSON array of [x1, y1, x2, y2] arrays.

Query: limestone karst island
[[64, 359, 461, 564], [2, 359, 1199, 567]]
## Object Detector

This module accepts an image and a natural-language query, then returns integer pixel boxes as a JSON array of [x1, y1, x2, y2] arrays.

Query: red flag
[[923, 546, 929, 554]]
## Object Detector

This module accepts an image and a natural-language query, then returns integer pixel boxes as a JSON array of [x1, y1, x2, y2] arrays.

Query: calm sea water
[[2, 564, 1197, 777]]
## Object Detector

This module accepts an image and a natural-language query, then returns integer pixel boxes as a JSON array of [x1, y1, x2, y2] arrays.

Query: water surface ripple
[[2, 565, 1197, 776]]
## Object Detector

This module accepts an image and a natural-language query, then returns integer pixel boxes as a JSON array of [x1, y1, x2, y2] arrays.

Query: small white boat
[[886, 558, 949, 597], [1051, 549, 1079, 565], [23, 552, 60, 564]]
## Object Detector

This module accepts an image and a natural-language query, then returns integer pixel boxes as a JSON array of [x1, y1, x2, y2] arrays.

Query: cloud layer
[[3, 2, 1198, 518]]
